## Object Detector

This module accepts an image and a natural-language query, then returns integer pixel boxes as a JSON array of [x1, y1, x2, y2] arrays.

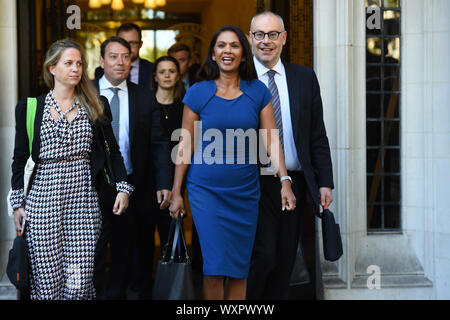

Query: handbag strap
[[169, 216, 191, 263], [26, 97, 37, 155], [99, 125, 116, 183], [18, 97, 37, 236]]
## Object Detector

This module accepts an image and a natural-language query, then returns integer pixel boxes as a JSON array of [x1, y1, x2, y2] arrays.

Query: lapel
[[285, 62, 301, 145], [127, 81, 136, 148]]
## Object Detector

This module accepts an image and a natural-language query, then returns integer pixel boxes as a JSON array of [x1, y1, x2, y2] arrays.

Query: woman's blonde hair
[[42, 39, 104, 123]]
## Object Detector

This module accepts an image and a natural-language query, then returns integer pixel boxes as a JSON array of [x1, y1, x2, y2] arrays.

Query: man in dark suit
[[247, 11, 334, 300], [167, 43, 200, 91], [93, 37, 172, 299], [95, 23, 153, 88]]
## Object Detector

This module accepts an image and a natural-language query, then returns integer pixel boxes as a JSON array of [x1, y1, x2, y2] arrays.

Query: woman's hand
[[13, 207, 28, 234], [113, 192, 129, 216], [168, 193, 185, 219], [281, 181, 296, 212]]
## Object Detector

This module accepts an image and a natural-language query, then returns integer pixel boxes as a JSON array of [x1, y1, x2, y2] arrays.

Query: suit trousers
[[247, 171, 306, 300], [94, 176, 136, 299], [134, 201, 171, 299]]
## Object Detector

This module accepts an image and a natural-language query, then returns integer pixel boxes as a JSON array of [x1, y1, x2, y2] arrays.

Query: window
[[366, 0, 401, 232]]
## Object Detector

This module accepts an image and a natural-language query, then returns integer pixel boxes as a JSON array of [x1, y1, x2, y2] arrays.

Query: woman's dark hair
[[197, 25, 257, 81], [150, 55, 185, 102]]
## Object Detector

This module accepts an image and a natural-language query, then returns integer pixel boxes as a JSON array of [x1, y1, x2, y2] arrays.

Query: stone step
[[0, 283, 17, 300]]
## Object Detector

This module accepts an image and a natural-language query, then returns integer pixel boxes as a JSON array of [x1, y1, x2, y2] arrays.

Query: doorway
[[16, 0, 317, 299]]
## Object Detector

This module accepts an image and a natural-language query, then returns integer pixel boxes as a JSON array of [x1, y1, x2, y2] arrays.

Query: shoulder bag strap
[[26, 97, 37, 154]]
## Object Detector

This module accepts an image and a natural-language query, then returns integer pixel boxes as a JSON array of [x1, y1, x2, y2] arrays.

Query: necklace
[[161, 103, 172, 120]]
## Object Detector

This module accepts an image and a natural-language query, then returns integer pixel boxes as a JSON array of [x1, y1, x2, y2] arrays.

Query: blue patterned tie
[[109, 87, 120, 140], [267, 70, 284, 146]]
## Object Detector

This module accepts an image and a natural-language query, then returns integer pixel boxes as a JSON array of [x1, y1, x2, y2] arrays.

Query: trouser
[[247, 171, 306, 300], [134, 203, 171, 299], [94, 177, 136, 300]]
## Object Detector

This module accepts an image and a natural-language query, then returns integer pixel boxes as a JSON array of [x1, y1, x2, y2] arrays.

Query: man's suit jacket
[[95, 58, 154, 89], [93, 79, 172, 216], [284, 62, 334, 215], [187, 63, 201, 87]]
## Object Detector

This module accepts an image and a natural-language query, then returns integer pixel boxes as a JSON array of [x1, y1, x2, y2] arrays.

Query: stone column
[[0, 0, 18, 299]]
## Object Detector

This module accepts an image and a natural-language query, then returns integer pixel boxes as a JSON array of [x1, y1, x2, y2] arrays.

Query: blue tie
[[109, 87, 120, 140]]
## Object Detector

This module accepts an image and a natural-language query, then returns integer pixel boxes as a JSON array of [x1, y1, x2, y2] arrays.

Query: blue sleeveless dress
[[183, 79, 272, 278]]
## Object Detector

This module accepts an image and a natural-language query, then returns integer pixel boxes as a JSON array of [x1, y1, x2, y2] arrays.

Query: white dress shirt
[[99, 76, 133, 175], [254, 56, 302, 171]]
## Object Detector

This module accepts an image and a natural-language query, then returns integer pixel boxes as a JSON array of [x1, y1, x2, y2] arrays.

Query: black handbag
[[7, 220, 29, 292], [99, 125, 116, 188], [152, 215, 195, 300], [321, 205, 343, 262]]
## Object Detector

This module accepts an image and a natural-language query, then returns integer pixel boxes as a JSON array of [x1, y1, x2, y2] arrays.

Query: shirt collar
[[99, 75, 128, 92], [131, 58, 140, 68], [253, 56, 285, 78]]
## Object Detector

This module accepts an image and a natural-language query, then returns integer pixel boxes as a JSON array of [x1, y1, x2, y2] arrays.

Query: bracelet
[[280, 176, 292, 183]]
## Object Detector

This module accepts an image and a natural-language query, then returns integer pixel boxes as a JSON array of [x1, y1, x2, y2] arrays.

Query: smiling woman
[[168, 25, 295, 301]]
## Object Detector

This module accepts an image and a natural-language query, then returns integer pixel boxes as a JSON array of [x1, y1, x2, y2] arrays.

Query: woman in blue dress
[[169, 25, 296, 300]]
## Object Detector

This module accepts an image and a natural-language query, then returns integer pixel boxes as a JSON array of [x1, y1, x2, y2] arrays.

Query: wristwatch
[[279, 176, 292, 183]]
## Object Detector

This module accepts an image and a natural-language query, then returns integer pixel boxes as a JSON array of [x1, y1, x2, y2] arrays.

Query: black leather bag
[[7, 221, 29, 292], [321, 206, 343, 262], [152, 216, 195, 300], [99, 125, 116, 188]]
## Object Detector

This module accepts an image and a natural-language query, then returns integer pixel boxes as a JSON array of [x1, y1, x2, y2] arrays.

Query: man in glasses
[[95, 23, 154, 88], [247, 11, 334, 300]]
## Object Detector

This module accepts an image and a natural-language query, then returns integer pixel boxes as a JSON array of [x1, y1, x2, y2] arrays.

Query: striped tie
[[267, 70, 284, 146]]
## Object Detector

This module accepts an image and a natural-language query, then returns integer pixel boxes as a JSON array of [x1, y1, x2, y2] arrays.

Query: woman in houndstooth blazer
[[10, 39, 133, 300]]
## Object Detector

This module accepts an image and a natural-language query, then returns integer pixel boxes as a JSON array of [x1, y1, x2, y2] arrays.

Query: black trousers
[[247, 171, 306, 300], [94, 182, 136, 299], [134, 202, 171, 299]]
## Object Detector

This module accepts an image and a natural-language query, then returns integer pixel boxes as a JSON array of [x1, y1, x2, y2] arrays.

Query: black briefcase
[[152, 215, 195, 300], [321, 206, 343, 262], [7, 221, 29, 292]]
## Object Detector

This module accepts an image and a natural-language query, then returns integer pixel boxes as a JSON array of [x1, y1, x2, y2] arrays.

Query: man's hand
[[319, 187, 333, 209], [157, 189, 172, 210]]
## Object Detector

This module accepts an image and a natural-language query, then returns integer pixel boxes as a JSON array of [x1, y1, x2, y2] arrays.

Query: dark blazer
[[187, 63, 201, 87], [93, 79, 172, 215], [11, 94, 128, 192], [284, 62, 334, 215], [95, 58, 154, 89]]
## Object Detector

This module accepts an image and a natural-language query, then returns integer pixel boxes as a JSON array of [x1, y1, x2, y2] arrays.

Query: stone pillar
[[0, 0, 18, 299]]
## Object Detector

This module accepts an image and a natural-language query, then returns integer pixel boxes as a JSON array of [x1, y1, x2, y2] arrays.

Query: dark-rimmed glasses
[[251, 31, 283, 41]]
